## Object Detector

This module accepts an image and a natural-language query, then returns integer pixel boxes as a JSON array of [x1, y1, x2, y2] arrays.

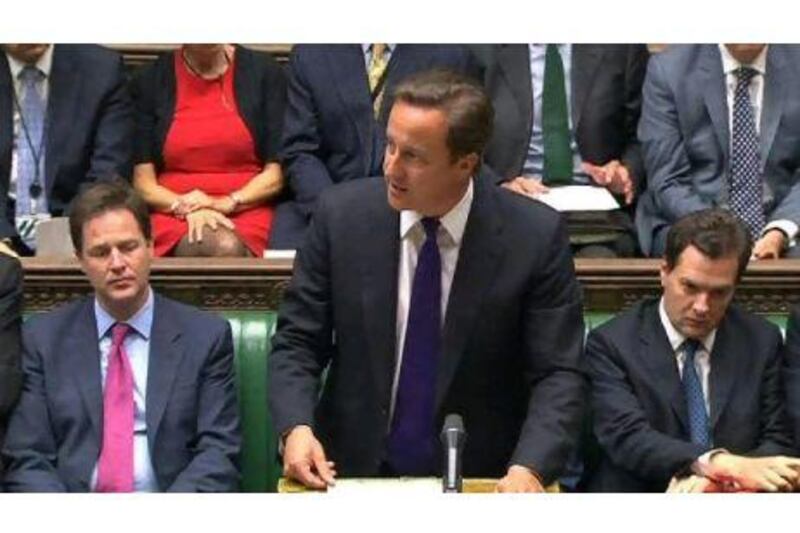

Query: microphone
[[440, 414, 466, 493]]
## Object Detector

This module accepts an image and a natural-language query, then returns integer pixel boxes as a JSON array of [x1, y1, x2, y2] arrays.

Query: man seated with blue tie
[[584, 209, 800, 492], [0, 44, 133, 258], [2, 181, 240, 492], [637, 44, 800, 259], [268, 69, 586, 492]]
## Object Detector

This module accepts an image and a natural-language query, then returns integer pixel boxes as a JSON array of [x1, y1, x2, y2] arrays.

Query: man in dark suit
[[0, 44, 133, 257], [0, 253, 22, 486], [2, 182, 239, 492], [473, 44, 649, 257], [585, 208, 799, 492], [269, 44, 479, 249], [268, 70, 585, 492], [637, 44, 800, 259], [781, 306, 800, 455]]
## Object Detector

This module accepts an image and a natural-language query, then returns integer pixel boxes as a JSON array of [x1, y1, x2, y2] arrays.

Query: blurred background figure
[[132, 44, 285, 257], [1, 44, 133, 257]]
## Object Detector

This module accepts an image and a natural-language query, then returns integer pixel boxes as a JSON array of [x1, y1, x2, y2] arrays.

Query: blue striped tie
[[387, 217, 442, 475], [681, 339, 711, 449]]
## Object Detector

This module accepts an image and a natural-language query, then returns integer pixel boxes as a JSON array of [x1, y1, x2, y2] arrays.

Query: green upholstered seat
[[223, 311, 281, 492]]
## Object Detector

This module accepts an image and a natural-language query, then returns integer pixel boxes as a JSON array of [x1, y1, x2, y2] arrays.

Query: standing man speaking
[[269, 70, 585, 492]]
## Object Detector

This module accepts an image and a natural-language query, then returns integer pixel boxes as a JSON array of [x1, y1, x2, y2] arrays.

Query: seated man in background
[[269, 44, 479, 249], [2, 181, 240, 492], [585, 209, 799, 492], [0, 44, 133, 257], [269, 70, 586, 492], [637, 44, 800, 258], [474, 44, 649, 257], [0, 253, 22, 487]]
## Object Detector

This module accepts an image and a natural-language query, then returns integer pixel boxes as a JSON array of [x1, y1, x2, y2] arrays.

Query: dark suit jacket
[[2, 293, 241, 492], [130, 45, 286, 170], [0, 44, 134, 239], [268, 177, 586, 484], [0, 255, 22, 484], [474, 44, 649, 189], [584, 299, 794, 492], [636, 44, 800, 256], [270, 44, 480, 249], [781, 305, 800, 452]]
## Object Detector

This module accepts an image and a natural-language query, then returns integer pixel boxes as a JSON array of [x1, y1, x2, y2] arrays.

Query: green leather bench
[[223, 311, 281, 492]]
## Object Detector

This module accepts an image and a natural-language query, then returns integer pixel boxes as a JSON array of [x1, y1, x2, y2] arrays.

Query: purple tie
[[96, 323, 134, 492], [387, 217, 442, 475]]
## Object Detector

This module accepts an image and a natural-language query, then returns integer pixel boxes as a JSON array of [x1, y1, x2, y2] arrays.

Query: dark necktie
[[541, 44, 573, 185], [729, 66, 764, 239], [386, 217, 442, 475], [681, 339, 711, 449]]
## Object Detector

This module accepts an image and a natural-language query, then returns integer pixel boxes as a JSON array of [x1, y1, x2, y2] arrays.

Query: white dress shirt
[[5, 45, 53, 205], [717, 44, 798, 243], [390, 180, 474, 421]]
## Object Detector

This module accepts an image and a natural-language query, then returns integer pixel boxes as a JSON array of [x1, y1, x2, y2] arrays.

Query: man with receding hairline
[[585, 208, 799, 492]]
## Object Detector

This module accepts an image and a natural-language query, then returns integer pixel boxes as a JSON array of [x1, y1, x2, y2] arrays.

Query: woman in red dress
[[131, 44, 285, 257]]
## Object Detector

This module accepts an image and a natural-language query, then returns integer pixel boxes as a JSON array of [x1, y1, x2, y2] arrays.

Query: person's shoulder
[[236, 45, 281, 71], [23, 295, 93, 335], [154, 293, 229, 331], [589, 299, 654, 341], [319, 177, 386, 209], [0, 254, 22, 288], [723, 304, 782, 343], [57, 44, 122, 70], [648, 44, 706, 72]]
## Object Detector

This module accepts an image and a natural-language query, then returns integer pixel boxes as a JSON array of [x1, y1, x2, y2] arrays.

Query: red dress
[[152, 51, 273, 257]]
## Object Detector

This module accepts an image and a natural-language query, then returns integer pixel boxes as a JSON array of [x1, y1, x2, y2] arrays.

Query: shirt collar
[[95, 287, 154, 341], [399, 179, 474, 246], [718, 44, 768, 76], [5, 44, 54, 81], [361, 43, 396, 56], [658, 297, 716, 356]]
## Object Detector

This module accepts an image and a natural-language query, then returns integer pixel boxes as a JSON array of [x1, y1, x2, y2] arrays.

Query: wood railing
[[21, 257, 800, 314]]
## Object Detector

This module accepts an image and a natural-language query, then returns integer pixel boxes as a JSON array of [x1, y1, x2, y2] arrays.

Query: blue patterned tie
[[681, 339, 710, 449], [16, 66, 47, 216], [728, 67, 764, 239], [387, 217, 442, 475]]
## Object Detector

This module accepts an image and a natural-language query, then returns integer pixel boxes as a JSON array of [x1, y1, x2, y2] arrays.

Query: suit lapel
[[145, 295, 185, 445], [435, 179, 504, 412], [328, 46, 374, 177], [640, 302, 689, 432], [67, 298, 103, 440], [359, 190, 401, 410], [571, 45, 605, 131], [760, 46, 786, 167], [699, 46, 730, 164], [708, 317, 737, 430], [498, 45, 533, 134], [46, 45, 80, 196]]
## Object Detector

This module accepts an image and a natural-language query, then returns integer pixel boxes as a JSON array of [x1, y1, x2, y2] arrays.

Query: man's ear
[[659, 260, 671, 289], [459, 153, 480, 176]]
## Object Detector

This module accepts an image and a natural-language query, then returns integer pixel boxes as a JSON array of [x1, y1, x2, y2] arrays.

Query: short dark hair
[[69, 180, 152, 254], [664, 209, 752, 280], [391, 68, 493, 164]]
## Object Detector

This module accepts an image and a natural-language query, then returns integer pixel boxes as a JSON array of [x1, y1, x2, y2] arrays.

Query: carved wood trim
[[21, 258, 800, 315]]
